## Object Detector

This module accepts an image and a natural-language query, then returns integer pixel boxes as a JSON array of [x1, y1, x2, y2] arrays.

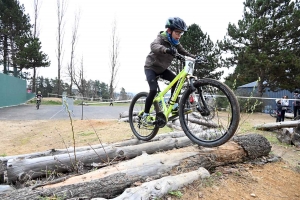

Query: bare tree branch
[[31, 0, 42, 93], [56, 0, 67, 96], [67, 9, 81, 95], [109, 18, 120, 99]]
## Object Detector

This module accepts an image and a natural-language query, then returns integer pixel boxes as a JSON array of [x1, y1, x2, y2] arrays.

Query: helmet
[[165, 17, 188, 32], [38, 91, 41, 94]]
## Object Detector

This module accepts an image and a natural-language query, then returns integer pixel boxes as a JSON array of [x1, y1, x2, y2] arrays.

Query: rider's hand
[[165, 47, 177, 56]]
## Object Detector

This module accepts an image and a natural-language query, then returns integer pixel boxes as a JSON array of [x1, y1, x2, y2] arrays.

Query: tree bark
[[93, 167, 210, 200], [5, 137, 194, 183], [0, 134, 271, 200]]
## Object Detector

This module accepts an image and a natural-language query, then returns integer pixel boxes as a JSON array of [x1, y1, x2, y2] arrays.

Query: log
[[0, 134, 271, 200], [293, 124, 300, 147], [93, 167, 210, 200], [5, 137, 195, 183], [0, 130, 188, 183], [254, 121, 300, 130]]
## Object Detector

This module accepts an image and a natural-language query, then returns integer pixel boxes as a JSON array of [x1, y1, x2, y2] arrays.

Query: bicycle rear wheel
[[179, 78, 240, 147], [269, 109, 277, 118], [128, 92, 159, 141]]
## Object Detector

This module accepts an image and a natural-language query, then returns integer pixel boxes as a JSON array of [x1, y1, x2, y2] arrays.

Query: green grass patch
[[78, 131, 95, 136], [27, 99, 61, 105]]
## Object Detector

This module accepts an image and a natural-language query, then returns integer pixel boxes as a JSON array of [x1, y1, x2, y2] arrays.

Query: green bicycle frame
[[152, 56, 196, 121]]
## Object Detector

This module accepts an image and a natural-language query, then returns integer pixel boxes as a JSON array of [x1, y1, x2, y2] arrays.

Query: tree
[[219, 0, 300, 96], [108, 18, 120, 99], [72, 56, 86, 97], [67, 10, 80, 96], [171, 24, 224, 80], [56, 0, 67, 96], [0, 0, 31, 76], [119, 87, 127, 100], [31, 0, 42, 93], [14, 36, 50, 76]]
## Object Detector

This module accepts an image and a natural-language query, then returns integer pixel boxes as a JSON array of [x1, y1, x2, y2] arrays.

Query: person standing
[[109, 98, 114, 106], [293, 91, 300, 119], [281, 95, 289, 121], [276, 99, 282, 122]]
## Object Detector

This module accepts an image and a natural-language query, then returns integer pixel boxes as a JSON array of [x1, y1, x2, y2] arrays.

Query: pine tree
[[219, 0, 300, 96], [171, 24, 224, 80]]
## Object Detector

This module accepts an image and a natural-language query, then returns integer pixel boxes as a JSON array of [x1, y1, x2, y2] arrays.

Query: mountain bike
[[128, 53, 240, 147], [36, 97, 41, 110], [269, 106, 292, 118]]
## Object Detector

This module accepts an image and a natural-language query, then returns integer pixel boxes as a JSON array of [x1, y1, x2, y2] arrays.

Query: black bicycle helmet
[[165, 17, 188, 32]]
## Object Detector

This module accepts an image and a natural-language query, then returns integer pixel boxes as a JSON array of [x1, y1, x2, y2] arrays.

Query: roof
[[238, 81, 267, 88]]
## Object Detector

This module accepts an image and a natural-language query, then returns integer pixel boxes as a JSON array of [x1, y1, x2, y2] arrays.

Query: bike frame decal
[[153, 69, 188, 119]]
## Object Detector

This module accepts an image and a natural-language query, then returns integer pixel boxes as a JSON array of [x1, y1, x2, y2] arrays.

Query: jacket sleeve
[[150, 37, 166, 54], [177, 44, 195, 58]]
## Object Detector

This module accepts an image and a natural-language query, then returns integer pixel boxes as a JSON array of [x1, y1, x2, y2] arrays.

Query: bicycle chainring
[[155, 112, 167, 128]]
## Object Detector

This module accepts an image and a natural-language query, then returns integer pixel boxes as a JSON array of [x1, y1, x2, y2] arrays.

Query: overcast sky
[[19, 0, 245, 94]]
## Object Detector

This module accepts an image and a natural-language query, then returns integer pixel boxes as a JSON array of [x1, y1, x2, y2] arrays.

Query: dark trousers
[[280, 110, 286, 121], [276, 115, 281, 122], [293, 106, 300, 118]]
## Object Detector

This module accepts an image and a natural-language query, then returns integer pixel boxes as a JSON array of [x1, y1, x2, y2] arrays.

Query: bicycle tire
[[269, 109, 277, 118], [179, 78, 240, 147], [128, 92, 160, 141], [36, 102, 40, 110]]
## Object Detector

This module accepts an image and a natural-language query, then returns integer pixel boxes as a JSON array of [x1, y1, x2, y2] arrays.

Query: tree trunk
[[5, 137, 194, 183], [0, 134, 271, 200], [94, 167, 210, 200]]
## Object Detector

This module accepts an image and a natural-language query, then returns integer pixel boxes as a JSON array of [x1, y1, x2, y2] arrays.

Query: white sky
[[19, 0, 244, 94]]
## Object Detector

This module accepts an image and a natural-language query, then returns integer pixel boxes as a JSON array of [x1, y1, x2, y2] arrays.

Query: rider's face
[[167, 28, 184, 40]]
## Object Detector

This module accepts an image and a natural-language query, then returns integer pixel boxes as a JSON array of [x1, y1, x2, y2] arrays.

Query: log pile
[[254, 120, 300, 147], [0, 133, 272, 200]]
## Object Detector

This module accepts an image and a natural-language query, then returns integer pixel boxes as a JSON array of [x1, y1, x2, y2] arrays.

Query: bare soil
[[0, 111, 299, 200]]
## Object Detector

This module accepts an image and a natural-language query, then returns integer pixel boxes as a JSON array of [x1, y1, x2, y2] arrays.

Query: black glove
[[165, 47, 177, 56]]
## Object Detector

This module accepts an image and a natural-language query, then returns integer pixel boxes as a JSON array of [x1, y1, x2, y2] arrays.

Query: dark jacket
[[144, 31, 195, 74]]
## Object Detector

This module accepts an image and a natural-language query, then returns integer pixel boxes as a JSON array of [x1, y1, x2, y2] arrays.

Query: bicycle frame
[[152, 56, 196, 120]]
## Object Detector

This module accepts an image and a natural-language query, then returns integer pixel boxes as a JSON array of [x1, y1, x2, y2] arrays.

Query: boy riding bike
[[35, 91, 43, 108], [142, 17, 197, 127]]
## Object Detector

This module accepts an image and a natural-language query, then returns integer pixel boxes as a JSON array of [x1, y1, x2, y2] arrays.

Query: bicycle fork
[[189, 77, 211, 117]]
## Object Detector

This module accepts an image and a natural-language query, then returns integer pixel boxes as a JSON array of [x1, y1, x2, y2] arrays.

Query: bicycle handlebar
[[175, 53, 208, 64]]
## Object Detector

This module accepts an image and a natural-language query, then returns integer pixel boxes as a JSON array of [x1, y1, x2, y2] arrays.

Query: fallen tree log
[[93, 167, 210, 200], [0, 134, 271, 200], [254, 121, 300, 131], [0, 131, 189, 183], [6, 137, 195, 183]]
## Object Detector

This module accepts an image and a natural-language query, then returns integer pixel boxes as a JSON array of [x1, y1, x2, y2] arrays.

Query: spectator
[[281, 95, 289, 122], [109, 98, 114, 106], [276, 99, 282, 122], [293, 90, 300, 119]]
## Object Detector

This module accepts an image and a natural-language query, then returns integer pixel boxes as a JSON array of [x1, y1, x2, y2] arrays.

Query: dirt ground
[[0, 111, 299, 199]]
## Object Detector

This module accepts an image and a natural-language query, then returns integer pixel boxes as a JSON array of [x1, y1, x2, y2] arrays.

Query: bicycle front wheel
[[179, 78, 240, 147], [128, 92, 159, 141]]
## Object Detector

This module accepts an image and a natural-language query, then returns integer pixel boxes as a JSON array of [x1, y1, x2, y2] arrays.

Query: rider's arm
[[150, 37, 167, 54], [177, 44, 196, 58]]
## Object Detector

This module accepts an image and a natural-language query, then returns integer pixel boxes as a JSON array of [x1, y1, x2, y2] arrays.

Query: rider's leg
[[161, 69, 177, 105], [144, 69, 158, 114]]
